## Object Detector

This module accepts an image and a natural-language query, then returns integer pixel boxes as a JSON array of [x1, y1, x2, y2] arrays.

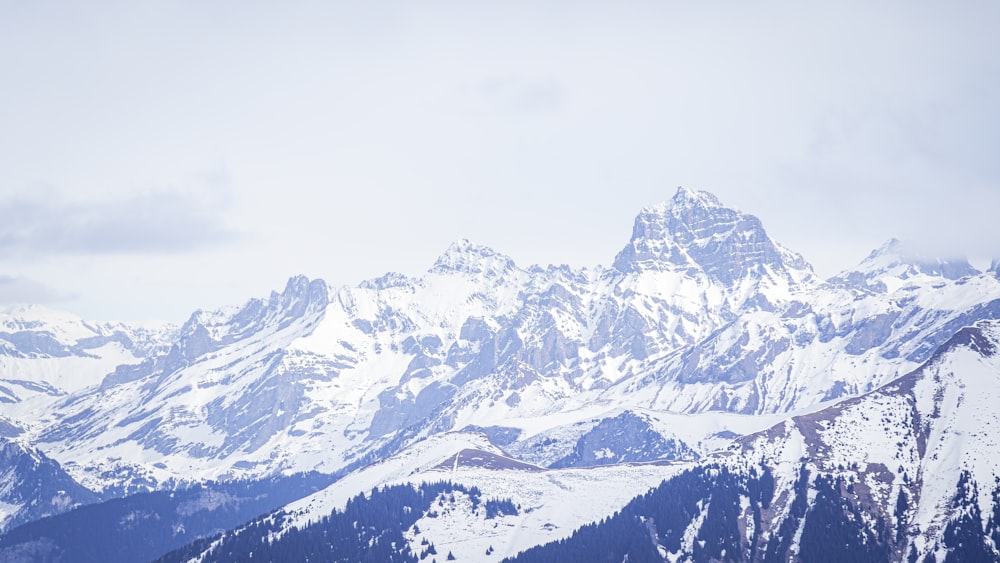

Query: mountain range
[[0, 187, 997, 561]]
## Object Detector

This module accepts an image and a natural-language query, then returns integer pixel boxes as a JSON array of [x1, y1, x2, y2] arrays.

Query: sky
[[1, 1, 999, 323]]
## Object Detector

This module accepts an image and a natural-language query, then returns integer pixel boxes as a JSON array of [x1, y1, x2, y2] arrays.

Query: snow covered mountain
[[167, 319, 1000, 562], [0, 186, 998, 562], [742, 318, 1000, 560], [0, 186, 997, 561], [2, 187, 998, 497], [0, 437, 98, 533], [505, 318, 1000, 561], [0, 304, 173, 407]]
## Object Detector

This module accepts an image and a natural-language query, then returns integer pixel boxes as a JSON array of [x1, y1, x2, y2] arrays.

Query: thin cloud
[[0, 189, 238, 259], [481, 75, 565, 114], [0, 275, 74, 305]]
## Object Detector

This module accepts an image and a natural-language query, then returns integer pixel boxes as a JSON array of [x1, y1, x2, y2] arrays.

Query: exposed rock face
[[613, 187, 813, 289], [550, 411, 697, 468]]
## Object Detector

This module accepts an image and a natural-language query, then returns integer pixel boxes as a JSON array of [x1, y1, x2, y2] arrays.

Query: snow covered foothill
[[732, 319, 1000, 560], [273, 430, 687, 561]]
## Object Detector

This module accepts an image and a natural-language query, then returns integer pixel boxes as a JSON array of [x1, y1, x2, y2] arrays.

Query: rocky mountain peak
[[171, 275, 328, 363], [613, 187, 813, 286], [429, 238, 517, 277], [669, 185, 726, 211], [269, 275, 330, 315], [849, 238, 979, 283]]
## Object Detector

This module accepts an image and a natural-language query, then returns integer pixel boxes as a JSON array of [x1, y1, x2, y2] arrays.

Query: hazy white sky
[[2, 1, 999, 322]]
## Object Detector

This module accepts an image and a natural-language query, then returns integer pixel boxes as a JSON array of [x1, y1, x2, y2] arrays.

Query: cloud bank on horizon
[[1, 0, 998, 321], [0, 189, 237, 258]]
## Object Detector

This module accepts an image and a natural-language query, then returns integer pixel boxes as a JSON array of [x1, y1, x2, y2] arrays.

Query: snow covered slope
[[729, 318, 1000, 560], [31, 276, 330, 492], [0, 305, 172, 406], [177, 431, 688, 562]]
